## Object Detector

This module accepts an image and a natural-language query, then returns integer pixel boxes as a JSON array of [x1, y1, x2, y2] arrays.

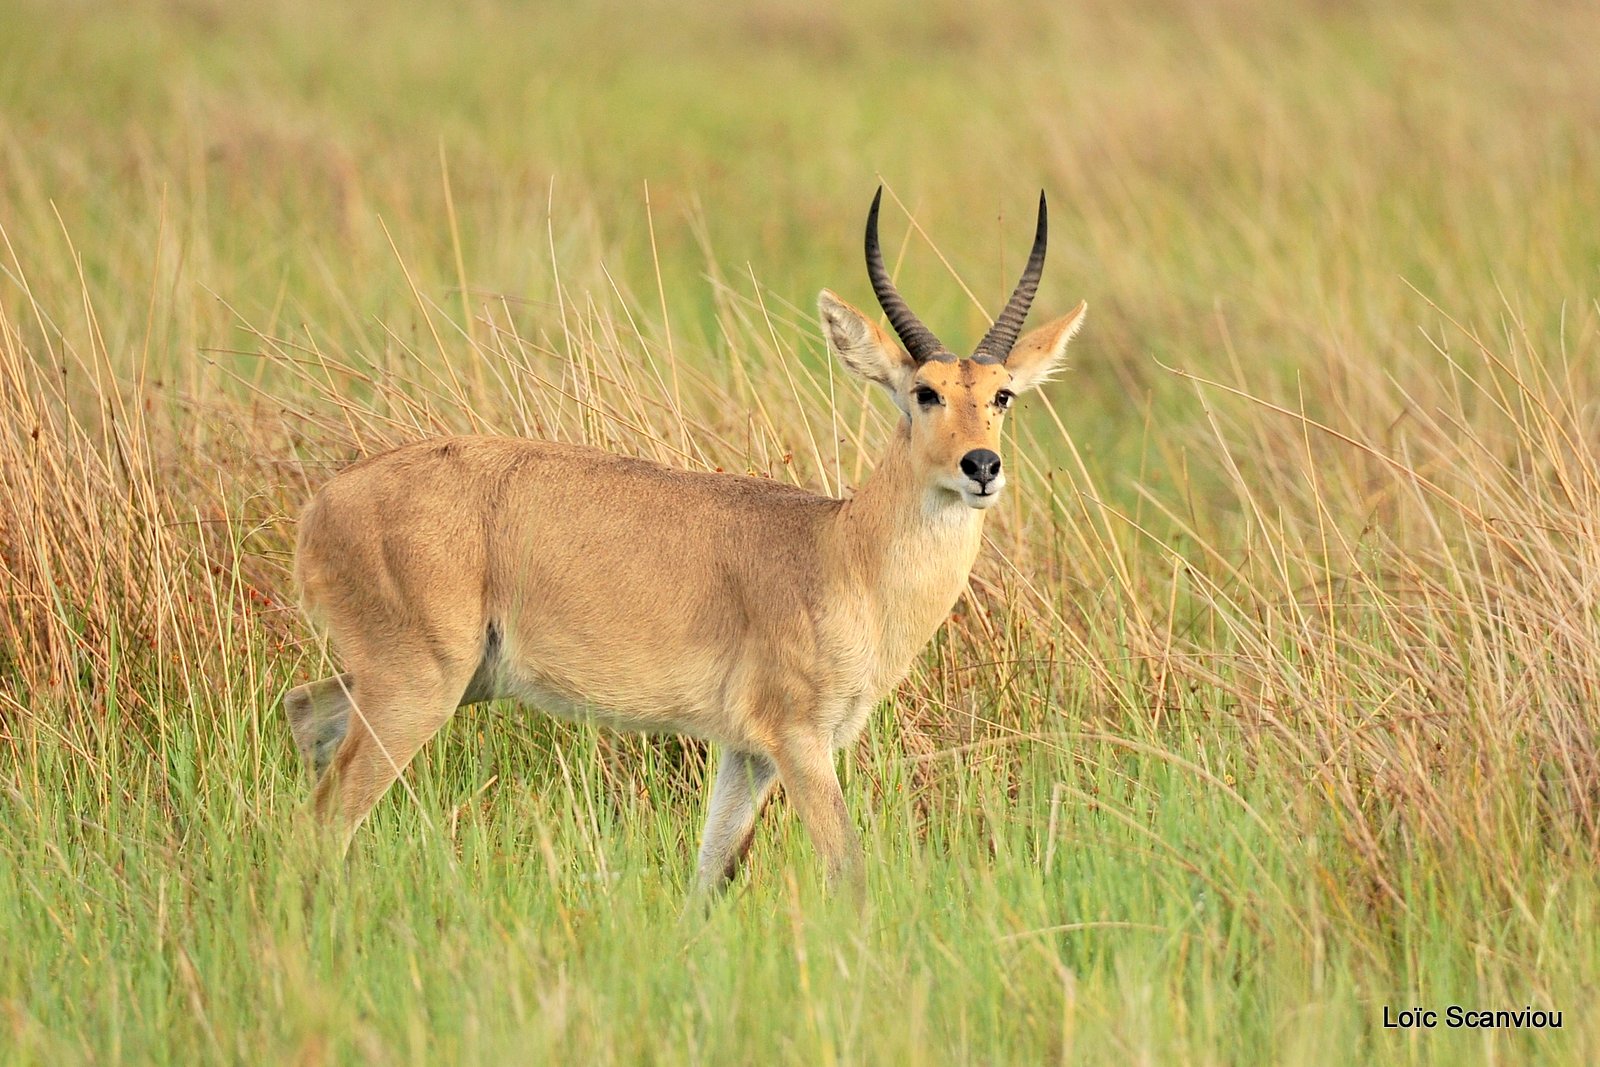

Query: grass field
[[4, 0, 1600, 1062]]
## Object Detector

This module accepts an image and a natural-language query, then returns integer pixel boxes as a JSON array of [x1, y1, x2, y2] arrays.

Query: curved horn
[[865, 187, 949, 364], [972, 191, 1048, 364]]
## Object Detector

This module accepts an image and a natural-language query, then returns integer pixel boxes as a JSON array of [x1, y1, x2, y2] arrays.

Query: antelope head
[[819, 188, 1087, 510]]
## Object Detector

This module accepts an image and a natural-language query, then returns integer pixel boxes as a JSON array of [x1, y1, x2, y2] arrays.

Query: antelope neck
[[833, 422, 985, 576]]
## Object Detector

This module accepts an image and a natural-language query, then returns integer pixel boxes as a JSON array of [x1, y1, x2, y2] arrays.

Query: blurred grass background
[[2, 0, 1599, 1062]]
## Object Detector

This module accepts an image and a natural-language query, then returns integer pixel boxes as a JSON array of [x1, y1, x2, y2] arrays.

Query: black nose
[[960, 448, 1002, 485]]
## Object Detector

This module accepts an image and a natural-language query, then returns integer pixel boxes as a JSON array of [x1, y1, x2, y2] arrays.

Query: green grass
[[4, 0, 1600, 1061], [10, 696, 1588, 1064]]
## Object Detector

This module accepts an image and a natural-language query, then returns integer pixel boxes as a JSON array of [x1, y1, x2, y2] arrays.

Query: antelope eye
[[994, 389, 1016, 410], [913, 386, 942, 407]]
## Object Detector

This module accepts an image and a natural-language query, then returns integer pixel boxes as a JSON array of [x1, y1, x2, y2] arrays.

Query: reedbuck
[[285, 189, 1086, 896]]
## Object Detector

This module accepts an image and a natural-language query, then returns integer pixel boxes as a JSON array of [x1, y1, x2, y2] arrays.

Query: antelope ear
[[819, 289, 916, 392], [1005, 300, 1086, 393]]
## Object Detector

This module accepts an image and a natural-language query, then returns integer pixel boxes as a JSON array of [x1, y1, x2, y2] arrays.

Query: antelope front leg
[[773, 734, 865, 897], [692, 749, 779, 897]]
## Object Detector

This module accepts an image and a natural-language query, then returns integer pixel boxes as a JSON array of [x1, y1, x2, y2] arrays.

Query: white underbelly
[[493, 671, 743, 744]]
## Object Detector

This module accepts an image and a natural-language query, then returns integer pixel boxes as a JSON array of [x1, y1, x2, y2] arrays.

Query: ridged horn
[[971, 191, 1048, 364], [865, 187, 951, 364]]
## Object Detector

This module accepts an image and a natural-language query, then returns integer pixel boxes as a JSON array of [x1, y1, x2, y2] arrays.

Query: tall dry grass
[[6, 201, 1599, 923]]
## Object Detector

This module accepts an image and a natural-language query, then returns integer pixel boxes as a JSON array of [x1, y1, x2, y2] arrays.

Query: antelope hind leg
[[311, 665, 471, 852], [284, 673, 356, 781]]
